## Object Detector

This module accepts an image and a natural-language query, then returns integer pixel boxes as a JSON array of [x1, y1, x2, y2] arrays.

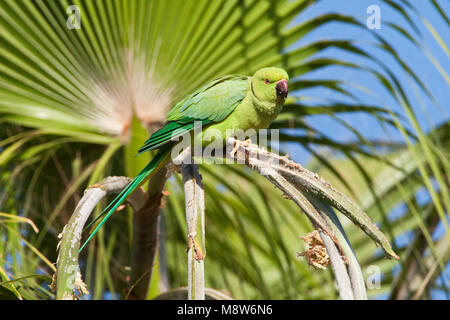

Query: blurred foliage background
[[0, 0, 448, 300]]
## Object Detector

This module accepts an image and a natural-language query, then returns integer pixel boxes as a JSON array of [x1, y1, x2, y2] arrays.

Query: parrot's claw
[[230, 140, 239, 158], [230, 138, 254, 158]]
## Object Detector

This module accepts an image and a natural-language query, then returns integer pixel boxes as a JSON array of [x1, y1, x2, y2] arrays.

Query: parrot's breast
[[198, 92, 282, 147]]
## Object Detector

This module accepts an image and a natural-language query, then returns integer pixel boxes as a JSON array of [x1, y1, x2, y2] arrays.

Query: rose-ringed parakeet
[[80, 67, 289, 252]]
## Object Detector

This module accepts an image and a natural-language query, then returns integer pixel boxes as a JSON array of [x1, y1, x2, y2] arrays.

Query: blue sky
[[282, 0, 449, 299], [284, 0, 449, 165]]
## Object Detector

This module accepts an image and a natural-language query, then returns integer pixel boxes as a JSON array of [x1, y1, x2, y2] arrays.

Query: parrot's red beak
[[275, 79, 288, 99]]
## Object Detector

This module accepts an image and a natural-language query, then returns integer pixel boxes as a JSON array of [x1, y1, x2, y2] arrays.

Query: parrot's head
[[252, 67, 289, 103]]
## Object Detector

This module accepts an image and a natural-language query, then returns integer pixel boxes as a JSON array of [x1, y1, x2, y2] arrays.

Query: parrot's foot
[[230, 140, 239, 158], [230, 138, 254, 158]]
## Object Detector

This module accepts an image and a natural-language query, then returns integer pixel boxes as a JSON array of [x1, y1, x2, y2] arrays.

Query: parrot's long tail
[[79, 144, 173, 252]]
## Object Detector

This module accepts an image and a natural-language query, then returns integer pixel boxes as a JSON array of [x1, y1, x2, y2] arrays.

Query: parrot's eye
[[264, 79, 270, 84]]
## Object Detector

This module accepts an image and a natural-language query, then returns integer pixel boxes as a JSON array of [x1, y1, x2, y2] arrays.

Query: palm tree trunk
[[127, 156, 170, 299]]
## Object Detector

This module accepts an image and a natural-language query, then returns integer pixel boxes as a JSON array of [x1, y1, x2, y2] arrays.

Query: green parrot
[[80, 67, 289, 252]]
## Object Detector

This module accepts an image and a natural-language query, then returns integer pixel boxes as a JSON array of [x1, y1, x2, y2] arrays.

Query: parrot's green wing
[[137, 74, 249, 154], [79, 75, 249, 252]]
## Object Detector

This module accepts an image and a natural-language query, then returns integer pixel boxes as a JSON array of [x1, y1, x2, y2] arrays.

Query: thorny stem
[[221, 138, 398, 261], [199, 138, 398, 299], [54, 177, 146, 300], [319, 230, 354, 300], [305, 195, 367, 299], [56, 138, 395, 301], [258, 166, 359, 299], [153, 287, 233, 300], [179, 154, 206, 300]]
